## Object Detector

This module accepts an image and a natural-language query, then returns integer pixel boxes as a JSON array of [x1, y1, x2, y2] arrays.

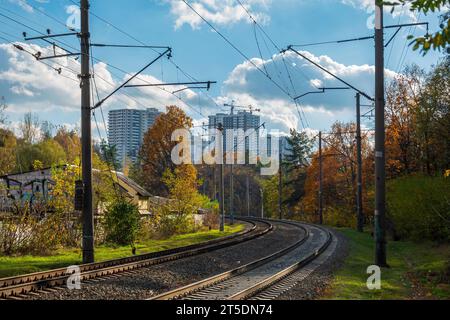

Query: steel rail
[[151, 220, 310, 300], [0, 218, 272, 299], [228, 223, 333, 300]]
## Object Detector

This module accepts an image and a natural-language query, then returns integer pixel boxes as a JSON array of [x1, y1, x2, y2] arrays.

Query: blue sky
[[0, 0, 446, 139]]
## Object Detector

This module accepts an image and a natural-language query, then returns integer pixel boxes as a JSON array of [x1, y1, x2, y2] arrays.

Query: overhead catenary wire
[[235, 0, 311, 129], [180, 0, 294, 100]]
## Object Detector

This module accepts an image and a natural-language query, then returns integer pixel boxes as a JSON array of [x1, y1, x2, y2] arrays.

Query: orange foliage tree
[[301, 122, 373, 227], [140, 106, 193, 196]]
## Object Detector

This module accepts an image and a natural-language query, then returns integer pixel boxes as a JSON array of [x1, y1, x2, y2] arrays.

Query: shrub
[[0, 214, 73, 256], [323, 207, 357, 228], [387, 174, 450, 242], [104, 199, 140, 246]]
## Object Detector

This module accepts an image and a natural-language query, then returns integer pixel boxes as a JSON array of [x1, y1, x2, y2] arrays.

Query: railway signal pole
[[80, 0, 94, 264], [374, 1, 387, 267], [356, 93, 364, 232]]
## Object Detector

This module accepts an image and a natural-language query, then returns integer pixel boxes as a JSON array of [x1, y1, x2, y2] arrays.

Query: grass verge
[[0, 224, 245, 278], [324, 228, 450, 300]]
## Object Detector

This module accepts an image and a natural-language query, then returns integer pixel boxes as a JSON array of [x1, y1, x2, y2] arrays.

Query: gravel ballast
[[275, 229, 349, 300], [28, 221, 306, 300]]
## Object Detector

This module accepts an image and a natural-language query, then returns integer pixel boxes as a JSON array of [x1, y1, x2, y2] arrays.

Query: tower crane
[[223, 101, 261, 115]]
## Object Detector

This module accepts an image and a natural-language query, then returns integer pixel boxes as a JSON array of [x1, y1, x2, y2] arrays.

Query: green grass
[[324, 228, 450, 300], [0, 224, 245, 278]]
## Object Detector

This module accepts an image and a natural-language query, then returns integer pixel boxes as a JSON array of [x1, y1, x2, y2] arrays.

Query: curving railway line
[[151, 221, 333, 300]]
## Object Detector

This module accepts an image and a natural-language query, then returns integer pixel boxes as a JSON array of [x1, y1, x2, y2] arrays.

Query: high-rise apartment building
[[208, 111, 261, 155], [108, 108, 161, 167]]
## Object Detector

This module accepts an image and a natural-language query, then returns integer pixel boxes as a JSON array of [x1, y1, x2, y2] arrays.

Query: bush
[[387, 174, 450, 242], [0, 214, 75, 256], [323, 207, 357, 228], [104, 199, 141, 246]]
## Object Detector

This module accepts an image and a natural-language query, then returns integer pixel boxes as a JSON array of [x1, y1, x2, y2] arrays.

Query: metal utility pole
[[246, 175, 250, 217], [80, 0, 94, 264], [218, 123, 225, 232], [229, 164, 234, 224], [318, 131, 323, 225], [260, 188, 264, 219], [213, 166, 217, 200], [356, 93, 364, 232], [278, 148, 283, 220], [374, 1, 387, 266]]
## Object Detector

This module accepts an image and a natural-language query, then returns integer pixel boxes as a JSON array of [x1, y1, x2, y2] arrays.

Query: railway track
[[0, 218, 272, 300], [250, 230, 338, 300], [151, 221, 332, 300]]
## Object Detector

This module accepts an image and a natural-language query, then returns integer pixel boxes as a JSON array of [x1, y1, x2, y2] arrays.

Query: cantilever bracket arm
[[294, 90, 325, 100], [23, 32, 80, 41], [124, 81, 217, 94], [384, 22, 429, 48], [284, 46, 374, 102], [124, 81, 217, 89], [92, 47, 172, 110], [294, 87, 350, 101]]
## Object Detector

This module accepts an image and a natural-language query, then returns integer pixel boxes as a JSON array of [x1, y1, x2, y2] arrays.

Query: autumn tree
[[418, 57, 450, 173], [54, 127, 81, 163], [140, 106, 193, 196], [157, 164, 204, 234], [301, 122, 373, 227], [385, 65, 425, 177], [0, 129, 17, 175]]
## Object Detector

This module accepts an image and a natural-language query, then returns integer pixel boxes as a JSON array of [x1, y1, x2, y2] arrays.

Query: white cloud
[[0, 42, 80, 112], [166, 0, 271, 30]]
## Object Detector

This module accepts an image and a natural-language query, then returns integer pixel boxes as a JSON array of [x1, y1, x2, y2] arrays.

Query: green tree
[[283, 130, 313, 215], [16, 140, 66, 171], [104, 199, 140, 246], [99, 139, 120, 170]]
